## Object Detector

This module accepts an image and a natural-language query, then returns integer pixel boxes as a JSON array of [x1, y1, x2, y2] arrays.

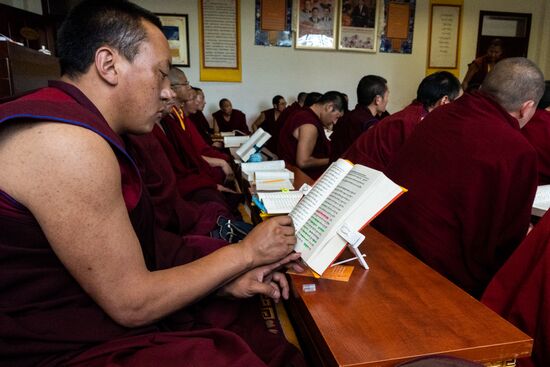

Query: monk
[[212, 98, 250, 134], [521, 81, 550, 184], [343, 71, 462, 171], [179, 83, 234, 181], [278, 91, 344, 179], [482, 209, 550, 367], [462, 38, 504, 92], [330, 75, 389, 161], [188, 87, 214, 145], [162, 68, 234, 187], [251, 95, 287, 154], [374, 58, 544, 298], [0, 1, 305, 366]]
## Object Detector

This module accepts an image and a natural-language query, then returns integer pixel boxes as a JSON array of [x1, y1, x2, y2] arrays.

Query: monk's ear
[[518, 100, 535, 119], [516, 99, 536, 128], [94, 46, 119, 86]]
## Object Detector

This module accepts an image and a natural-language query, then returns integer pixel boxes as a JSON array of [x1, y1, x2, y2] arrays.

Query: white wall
[[135, 0, 548, 128]]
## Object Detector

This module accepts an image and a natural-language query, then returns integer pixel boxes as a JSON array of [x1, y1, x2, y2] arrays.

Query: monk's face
[[118, 21, 175, 134], [172, 73, 192, 105], [184, 90, 198, 114], [221, 100, 233, 115], [376, 89, 389, 113], [487, 45, 503, 63], [196, 92, 206, 111], [275, 98, 287, 112], [320, 103, 343, 128]]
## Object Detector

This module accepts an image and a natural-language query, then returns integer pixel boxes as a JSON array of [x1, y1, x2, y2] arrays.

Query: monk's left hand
[[219, 252, 302, 302]]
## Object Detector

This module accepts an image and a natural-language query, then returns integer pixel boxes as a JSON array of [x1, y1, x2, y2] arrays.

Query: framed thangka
[[379, 0, 416, 54], [157, 14, 190, 67], [338, 0, 379, 52], [255, 0, 292, 47], [295, 0, 338, 50]]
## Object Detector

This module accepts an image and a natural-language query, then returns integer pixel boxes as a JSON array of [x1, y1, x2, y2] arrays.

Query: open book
[[290, 159, 405, 275], [532, 184, 550, 217], [236, 128, 271, 162]]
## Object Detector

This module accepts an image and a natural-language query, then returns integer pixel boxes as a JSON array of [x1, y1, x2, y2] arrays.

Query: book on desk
[[288, 159, 405, 275]]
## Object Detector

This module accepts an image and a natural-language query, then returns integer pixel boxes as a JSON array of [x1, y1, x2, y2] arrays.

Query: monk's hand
[[219, 252, 301, 301], [216, 184, 238, 194], [239, 215, 296, 267], [220, 161, 235, 182]]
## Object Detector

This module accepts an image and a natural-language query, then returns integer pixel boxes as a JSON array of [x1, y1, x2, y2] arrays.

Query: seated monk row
[[343, 71, 462, 171], [373, 58, 545, 298], [0, 1, 306, 365]]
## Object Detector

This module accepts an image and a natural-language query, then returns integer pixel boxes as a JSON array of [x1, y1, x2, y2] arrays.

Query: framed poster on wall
[[295, 0, 338, 50], [157, 13, 190, 67], [338, 0, 379, 52], [428, 4, 461, 68]]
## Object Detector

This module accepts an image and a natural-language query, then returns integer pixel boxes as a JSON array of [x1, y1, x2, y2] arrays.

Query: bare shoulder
[[0, 121, 121, 208], [295, 123, 318, 139]]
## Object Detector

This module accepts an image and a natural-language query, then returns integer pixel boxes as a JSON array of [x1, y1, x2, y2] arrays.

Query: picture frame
[[428, 4, 461, 69], [338, 0, 379, 52], [157, 13, 190, 67], [295, 0, 338, 50]]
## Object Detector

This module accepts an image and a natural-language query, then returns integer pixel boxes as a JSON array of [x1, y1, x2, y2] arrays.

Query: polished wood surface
[[284, 164, 532, 366]]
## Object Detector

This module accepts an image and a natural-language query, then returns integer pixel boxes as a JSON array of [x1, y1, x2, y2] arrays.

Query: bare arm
[[0, 123, 295, 327], [251, 112, 266, 132], [293, 123, 329, 169], [202, 155, 235, 181]]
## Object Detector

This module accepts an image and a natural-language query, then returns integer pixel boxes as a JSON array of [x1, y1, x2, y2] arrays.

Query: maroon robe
[[161, 110, 226, 184], [522, 109, 550, 184], [125, 132, 227, 236], [373, 91, 538, 297], [278, 107, 330, 179], [185, 111, 229, 161], [189, 110, 213, 144], [330, 104, 387, 162], [0, 82, 305, 367], [343, 101, 427, 171], [269, 102, 302, 156], [482, 210, 550, 367], [212, 108, 250, 134], [258, 108, 280, 154]]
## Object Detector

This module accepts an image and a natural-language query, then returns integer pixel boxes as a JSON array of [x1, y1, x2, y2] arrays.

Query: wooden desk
[[284, 165, 532, 367]]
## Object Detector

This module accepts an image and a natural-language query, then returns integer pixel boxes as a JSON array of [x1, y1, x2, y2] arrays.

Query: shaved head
[[481, 58, 544, 112]]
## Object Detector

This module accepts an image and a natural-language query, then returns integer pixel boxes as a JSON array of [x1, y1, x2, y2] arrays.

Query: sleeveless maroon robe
[[482, 210, 550, 367], [330, 104, 386, 162], [189, 110, 213, 144], [0, 82, 305, 367], [258, 108, 280, 154], [522, 108, 550, 184], [212, 108, 250, 134], [269, 102, 302, 156], [278, 107, 331, 179], [374, 91, 538, 297], [343, 101, 426, 171]]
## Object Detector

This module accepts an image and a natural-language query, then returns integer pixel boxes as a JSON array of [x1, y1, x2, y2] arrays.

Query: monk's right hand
[[239, 215, 296, 267]]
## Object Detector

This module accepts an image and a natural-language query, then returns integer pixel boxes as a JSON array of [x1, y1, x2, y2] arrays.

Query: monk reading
[[374, 58, 544, 298], [278, 91, 344, 179], [0, 1, 305, 366], [212, 98, 251, 135], [343, 71, 462, 171]]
